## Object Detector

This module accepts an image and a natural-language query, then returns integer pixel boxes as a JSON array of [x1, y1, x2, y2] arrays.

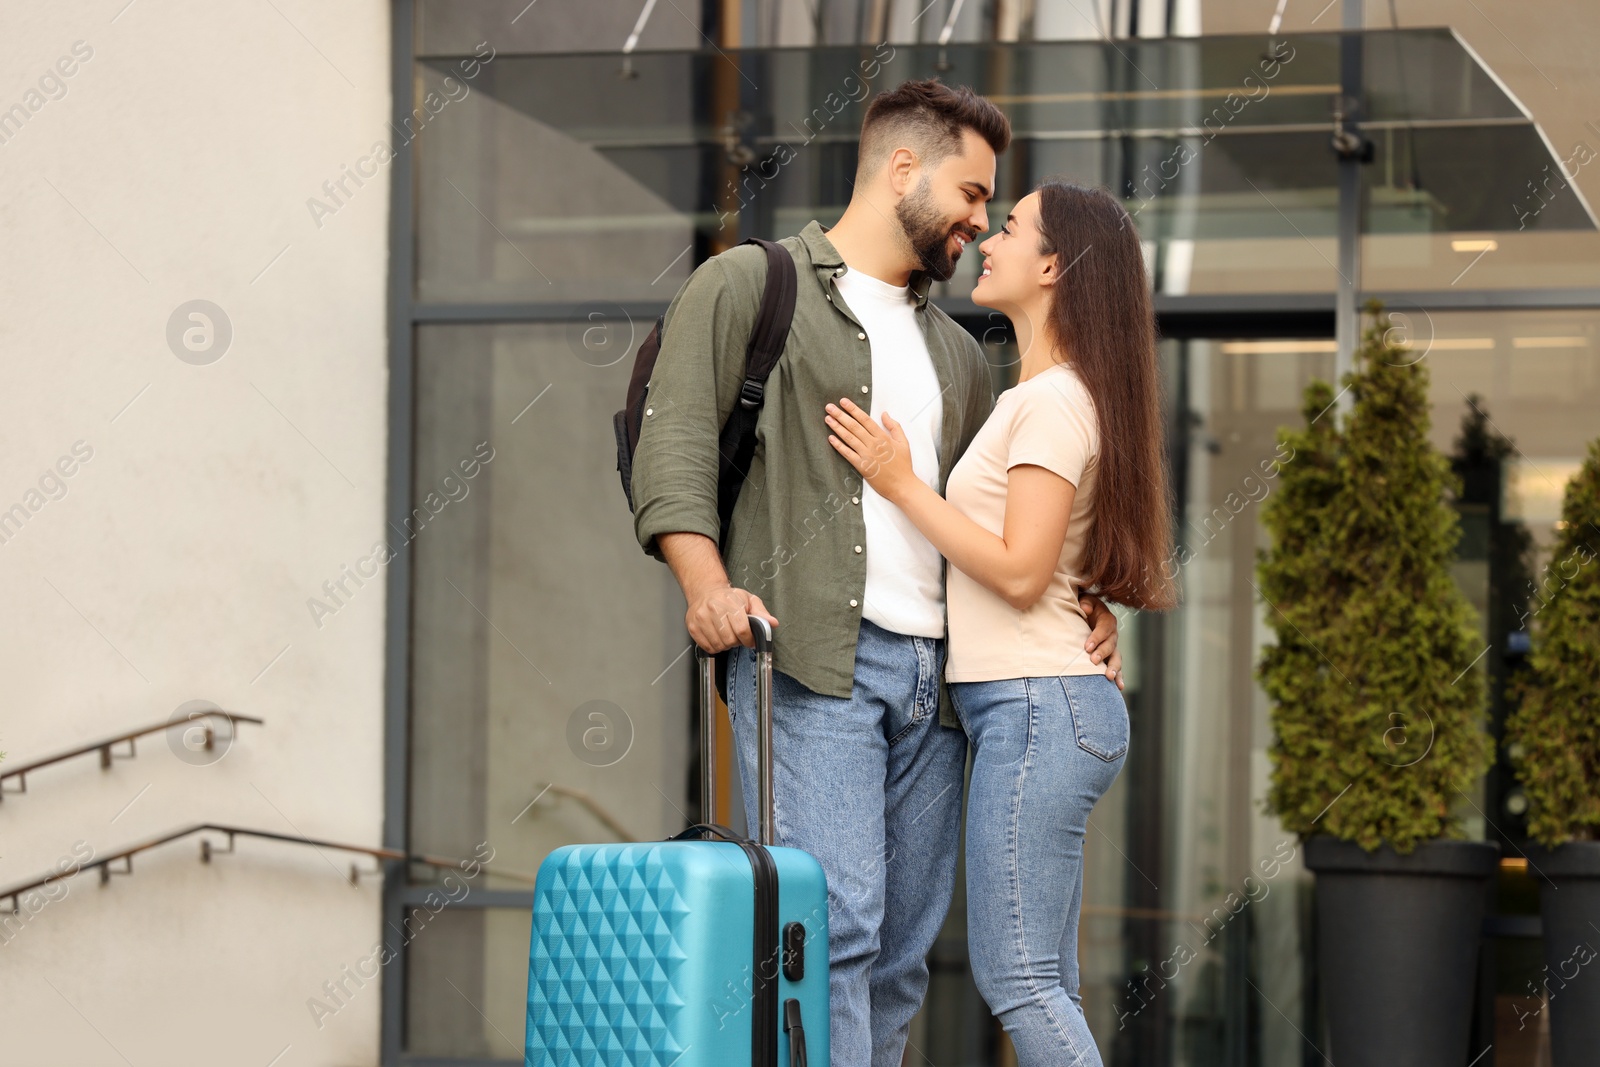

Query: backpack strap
[[708, 238, 797, 704], [735, 237, 798, 411], [712, 242, 795, 536]]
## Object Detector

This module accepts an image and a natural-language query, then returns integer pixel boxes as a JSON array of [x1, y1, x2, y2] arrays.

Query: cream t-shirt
[[943, 360, 1103, 682]]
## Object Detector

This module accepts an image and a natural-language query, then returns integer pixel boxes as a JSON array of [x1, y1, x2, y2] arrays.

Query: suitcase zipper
[[693, 620, 784, 1067], [735, 839, 780, 1067]]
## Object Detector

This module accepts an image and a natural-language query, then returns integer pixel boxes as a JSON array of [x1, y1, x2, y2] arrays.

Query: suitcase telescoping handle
[[694, 616, 775, 846]]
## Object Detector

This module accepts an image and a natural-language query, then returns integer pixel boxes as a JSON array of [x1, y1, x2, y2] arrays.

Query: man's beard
[[895, 177, 969, 282]]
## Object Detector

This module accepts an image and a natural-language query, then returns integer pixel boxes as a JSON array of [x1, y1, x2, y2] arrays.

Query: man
[[631, 79, 1123, 1066]]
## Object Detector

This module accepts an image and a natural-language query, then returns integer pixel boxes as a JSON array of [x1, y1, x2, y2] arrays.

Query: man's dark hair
[[856, 79, 1011, 183]]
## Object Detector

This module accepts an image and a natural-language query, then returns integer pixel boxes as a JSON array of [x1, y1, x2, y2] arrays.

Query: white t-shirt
[[834, 266, 946, 638]]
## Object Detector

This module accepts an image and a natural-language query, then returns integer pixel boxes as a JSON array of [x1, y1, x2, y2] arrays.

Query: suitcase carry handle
[[694, 616, 775, 846], [667, 822, 745, 843]]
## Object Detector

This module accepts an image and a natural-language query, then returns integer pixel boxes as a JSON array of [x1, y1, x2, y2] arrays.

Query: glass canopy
[[413, 28, 1596, 303]]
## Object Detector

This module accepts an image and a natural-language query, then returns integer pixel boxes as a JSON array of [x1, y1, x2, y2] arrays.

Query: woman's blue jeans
[[949, 673, 1130, 1067]]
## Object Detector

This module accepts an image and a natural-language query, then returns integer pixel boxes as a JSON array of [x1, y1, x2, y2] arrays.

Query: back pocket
[[1061, 676, 1129, 762]]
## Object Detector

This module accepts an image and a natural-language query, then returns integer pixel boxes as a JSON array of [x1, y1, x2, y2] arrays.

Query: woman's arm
[[825, 398, 1073, 611]]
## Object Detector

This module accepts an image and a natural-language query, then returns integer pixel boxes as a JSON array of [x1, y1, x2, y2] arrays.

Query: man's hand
[[686, 584, 779, 652], [1080, 592, 1125, 691], [658, 532, 780, 652]]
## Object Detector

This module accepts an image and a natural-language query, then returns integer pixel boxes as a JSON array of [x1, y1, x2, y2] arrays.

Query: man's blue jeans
[[726, 618, 968, 1067], [949, 674, 1130, 1067]]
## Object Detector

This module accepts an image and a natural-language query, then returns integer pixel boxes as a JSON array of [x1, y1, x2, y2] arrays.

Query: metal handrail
[[0, 822, 539, 913], [0, 711, 264, 802], [533, 783, 637, 843]]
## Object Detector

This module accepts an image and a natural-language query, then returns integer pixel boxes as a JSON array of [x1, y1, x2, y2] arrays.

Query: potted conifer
[[1256, 303, 1497, 1067], [1505, 436, 1600, 1067]]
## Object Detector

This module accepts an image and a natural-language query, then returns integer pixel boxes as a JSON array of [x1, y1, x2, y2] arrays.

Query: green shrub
[[1505, 437, 1600, 846], [1256, 304, 1493, 852]]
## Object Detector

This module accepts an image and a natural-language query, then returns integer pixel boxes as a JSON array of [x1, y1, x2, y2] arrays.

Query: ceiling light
[[1394, 337, 1495, 350], [1218, 340, 1338, 354], [1512, 336, 1587, 349]]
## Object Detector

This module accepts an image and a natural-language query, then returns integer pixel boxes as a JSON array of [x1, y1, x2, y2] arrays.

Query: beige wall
[[0, 2, 392, 1064]]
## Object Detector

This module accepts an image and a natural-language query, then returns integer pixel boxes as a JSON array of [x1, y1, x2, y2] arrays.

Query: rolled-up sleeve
[[631, 252, 760, 560]]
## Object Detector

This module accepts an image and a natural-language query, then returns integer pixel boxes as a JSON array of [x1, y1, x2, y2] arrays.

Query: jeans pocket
[[1061, 676, 1129, 762], [887, 696, 932, 747], [886, 638, 939, 747]]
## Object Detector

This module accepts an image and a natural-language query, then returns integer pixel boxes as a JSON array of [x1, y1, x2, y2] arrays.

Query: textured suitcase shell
[[525, 837, 829, 1066]]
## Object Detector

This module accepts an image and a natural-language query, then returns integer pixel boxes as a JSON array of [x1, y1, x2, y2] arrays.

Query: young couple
[[631, 79, 1175, 1066]]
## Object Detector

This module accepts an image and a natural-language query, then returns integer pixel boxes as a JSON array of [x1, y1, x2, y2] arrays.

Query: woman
[[824, 180, 1176, 1065]]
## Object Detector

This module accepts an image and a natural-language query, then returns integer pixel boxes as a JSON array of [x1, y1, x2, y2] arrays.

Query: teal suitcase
[[525, 619, 829, 1066]]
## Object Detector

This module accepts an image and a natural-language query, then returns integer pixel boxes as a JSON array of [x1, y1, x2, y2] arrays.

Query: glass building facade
[[382, 4, 1600, 1063]]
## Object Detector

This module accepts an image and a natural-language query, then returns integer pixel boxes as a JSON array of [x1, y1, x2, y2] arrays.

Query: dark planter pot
[[1304, 837, 1500, 1067], [1526, 840, 1600, 1067]]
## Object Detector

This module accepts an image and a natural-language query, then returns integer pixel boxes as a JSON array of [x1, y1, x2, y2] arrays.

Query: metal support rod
[[1334, 0, 1365, 420], [1268, 0, 1290, 34], [866, 0, 892, 44], [622, 0, 660, 53], [938, 0, 968, 46], [619, 0, 661, 78]]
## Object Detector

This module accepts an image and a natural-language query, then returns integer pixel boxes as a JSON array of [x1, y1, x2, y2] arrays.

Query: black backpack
[[614, 238, 798, 551]]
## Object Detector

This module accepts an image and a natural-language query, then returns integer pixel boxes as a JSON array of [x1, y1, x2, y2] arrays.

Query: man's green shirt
[[631, 220, 996, 727]]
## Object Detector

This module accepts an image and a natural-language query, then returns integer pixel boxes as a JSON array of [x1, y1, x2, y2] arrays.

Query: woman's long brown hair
[[1034, 180, 1178, 611]]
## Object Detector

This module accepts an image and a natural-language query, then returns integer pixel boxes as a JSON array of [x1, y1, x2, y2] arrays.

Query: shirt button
[[851, 496, 860, 505], [857, 331, 867, 340], [826, 294, 832, 301], [854, 545, 863, 553], [849, 598, 858, 607], [645, 407, 653, 416], [835, 268, 844, 276], [860, 385, 869, 394]]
